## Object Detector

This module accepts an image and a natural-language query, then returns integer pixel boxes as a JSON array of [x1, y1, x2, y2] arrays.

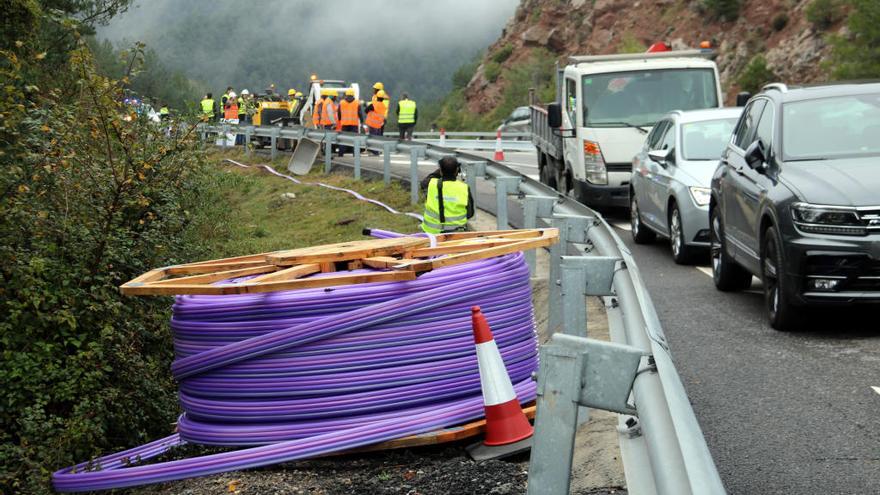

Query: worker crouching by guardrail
[[420, 157, 474, 233]]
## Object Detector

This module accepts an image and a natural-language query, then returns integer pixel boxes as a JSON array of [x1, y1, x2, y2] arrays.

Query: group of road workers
[[198, 81, 470, 234], [198, 82, 418, 142]]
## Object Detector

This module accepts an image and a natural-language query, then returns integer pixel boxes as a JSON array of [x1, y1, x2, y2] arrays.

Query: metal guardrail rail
[[199, 123, 726, 495]]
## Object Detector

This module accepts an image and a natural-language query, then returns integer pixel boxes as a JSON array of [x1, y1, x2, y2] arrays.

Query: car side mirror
[[548, 103, 562, 128], [736, 92, 752, 107], [648, 148, 671, 166], [745, 140, 767, 172]]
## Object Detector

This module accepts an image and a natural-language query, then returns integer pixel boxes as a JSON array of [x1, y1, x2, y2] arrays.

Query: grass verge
[[191, 150, 423, 258]]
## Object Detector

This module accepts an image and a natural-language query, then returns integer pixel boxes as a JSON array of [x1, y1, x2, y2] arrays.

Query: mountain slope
[[437, 0, 850, 130]]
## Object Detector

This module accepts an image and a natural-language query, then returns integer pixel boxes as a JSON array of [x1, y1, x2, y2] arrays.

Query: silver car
[[497, 106, 531, 137], [630, 107, 742, 264]]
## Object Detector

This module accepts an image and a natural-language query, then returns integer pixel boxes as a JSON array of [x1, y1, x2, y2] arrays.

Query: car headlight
[[791, 202, 866, 236], [688, 186, 711, 207]]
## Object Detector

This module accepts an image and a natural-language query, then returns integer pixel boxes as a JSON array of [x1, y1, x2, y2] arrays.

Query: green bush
[[0, 3, 215, 493], [492, 44, 515, 64], [451, 55, 481, 90], [828, 0, 880, 79], [701, 0, 740, 21], [484, 61, 502, 83], [619, 33, 646, 53], [737, 55, 778, 94], [805, 0, 845, 30], [772, 13, 789, 31]]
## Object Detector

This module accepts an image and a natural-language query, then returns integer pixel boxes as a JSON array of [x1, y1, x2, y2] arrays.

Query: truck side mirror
[[735, 92, 751, 107], [548, 103, 562, 128]]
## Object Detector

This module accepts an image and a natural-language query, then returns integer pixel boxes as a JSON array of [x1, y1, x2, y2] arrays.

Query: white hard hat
[[228, 91, 237, 97], [241, 89, 250, 95]]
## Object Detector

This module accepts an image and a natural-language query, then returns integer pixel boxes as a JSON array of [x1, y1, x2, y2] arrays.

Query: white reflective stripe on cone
[[475, 340, 517, 406]]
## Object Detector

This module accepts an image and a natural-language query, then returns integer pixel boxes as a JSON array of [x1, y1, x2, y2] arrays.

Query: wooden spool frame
[[121, 229, 559, 296]]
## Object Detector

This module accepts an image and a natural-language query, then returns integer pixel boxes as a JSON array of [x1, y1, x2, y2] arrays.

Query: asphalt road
[[328, 150, 879, 494]]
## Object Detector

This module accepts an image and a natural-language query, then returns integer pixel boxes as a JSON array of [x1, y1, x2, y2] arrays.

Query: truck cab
[[532, 45, 723, 210]]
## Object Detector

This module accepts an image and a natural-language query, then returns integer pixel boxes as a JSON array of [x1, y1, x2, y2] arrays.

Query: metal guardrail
[[411, 131, 531, 139], [413, 138, 535, 152], [199, 123, 725, 495]]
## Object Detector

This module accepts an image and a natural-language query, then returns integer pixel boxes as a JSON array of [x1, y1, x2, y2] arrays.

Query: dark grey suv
[[710, 82, 880, 331]]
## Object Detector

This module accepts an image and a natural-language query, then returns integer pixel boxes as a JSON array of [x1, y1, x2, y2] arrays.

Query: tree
[[828, 0, 880, 80]]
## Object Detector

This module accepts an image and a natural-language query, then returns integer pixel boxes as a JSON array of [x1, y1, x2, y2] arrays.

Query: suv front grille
[[858, 208, 880, 233]]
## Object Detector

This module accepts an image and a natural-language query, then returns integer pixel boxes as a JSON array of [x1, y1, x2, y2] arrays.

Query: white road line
[[696, 266, 713, 277], [611, 222, 632, 231], [872, 386, 880, 396]]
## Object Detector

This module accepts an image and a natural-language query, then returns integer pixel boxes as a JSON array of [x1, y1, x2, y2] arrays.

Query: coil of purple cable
[[53, 249, 539, 492]]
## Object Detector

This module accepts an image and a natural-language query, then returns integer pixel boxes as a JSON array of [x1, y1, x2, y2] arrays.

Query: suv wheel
[[761, 225, 802, 331], [670, 203, 698, 265], [710, 208, 752, 291], [631, 195, 656, 244]]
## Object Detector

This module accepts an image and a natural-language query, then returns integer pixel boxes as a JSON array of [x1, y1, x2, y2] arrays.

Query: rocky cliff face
[[463, 0, 844, 114]]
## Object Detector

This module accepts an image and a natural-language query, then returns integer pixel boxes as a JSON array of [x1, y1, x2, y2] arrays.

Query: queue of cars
[[629, 81, 880, 330]]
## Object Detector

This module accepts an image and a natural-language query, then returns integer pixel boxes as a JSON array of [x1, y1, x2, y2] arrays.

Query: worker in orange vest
[[337, 88, 364, 156], [312, 92, 325, 128], [319, 90, 337, 130], [365, 90, 387, 137], [223, 91, 239, 122]]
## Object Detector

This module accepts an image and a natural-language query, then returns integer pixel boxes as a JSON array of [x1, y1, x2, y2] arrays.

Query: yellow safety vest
[[421, 178, 469, 234], [398, 99, 416, 124], [200, 98, 214, 115]]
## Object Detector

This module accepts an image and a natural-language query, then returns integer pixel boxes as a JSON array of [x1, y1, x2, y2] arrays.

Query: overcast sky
[[98, 0, 521, 100]]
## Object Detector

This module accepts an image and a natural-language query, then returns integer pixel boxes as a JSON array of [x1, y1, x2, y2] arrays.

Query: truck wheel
[[710, 208, 752, 291], [631, 195, 655, 244], [540, 159, 558, 190], [762, 225, 803, 331]]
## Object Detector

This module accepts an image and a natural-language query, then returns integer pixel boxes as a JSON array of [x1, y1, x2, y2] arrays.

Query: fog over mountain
[[99, 0, 519, 101]]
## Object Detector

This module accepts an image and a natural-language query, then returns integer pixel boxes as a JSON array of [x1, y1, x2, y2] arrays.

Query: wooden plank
[[166, 260, 270, 275], [433, 229, 541, 242], [319, 262, 336, 273], [120, 270, 417, 296], [394, 234, 558, 272], [332, 404, 536, 455], [361, 256, 401, 269], [407, 239, 522, 258], [148, 265, 277, 286], [247, 264, 321, 283], [267, 237, 428, 266]]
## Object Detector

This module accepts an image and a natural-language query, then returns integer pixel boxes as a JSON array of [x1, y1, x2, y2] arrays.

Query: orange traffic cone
[[439, 127, 447, 147], [493, 130, 505, 161], [471, 306, 533, 447]]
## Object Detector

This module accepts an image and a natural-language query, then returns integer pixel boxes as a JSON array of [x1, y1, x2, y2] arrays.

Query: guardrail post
[[270, 127, 280, 161], [221, 124, 230, 150], [353, 137, 362, 180], [494, 176, 522, 230], [528, 334, 645, 495], [527, 343, 582, 495], [462, 161, 486, 198], [560, 256, 619, 337], [382, 142, 394, 186], [324, 134, 336, 174], [523, 195, 556, 275], [548, 215, 594, 336], [244, 126, 253, 156], [409, 146, 426, 205]]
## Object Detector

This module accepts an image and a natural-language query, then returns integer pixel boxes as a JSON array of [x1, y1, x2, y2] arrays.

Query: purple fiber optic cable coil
[[52, 238, 539, 492]]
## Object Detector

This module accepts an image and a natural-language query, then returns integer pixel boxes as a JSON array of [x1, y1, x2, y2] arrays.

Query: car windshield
[[582, 69, 718, 127], [783, 93, 880, 160], [681, 118, 738, 160]]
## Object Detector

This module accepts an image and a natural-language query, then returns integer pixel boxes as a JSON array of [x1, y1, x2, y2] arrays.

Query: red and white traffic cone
[[439, 127, 447, 147], [493, 130, 505, 161], [466, 306, 533, 460]]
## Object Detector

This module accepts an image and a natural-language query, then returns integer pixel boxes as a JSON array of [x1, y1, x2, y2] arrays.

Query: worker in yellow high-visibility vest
[[420, 157, 474, 234], [396, 93, 417, 141], [200, 93, 215, 121]]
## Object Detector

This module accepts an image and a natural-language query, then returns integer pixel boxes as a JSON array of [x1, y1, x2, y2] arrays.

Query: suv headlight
[[688, 187, 711, 207], [791, 202, 866, 236]]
